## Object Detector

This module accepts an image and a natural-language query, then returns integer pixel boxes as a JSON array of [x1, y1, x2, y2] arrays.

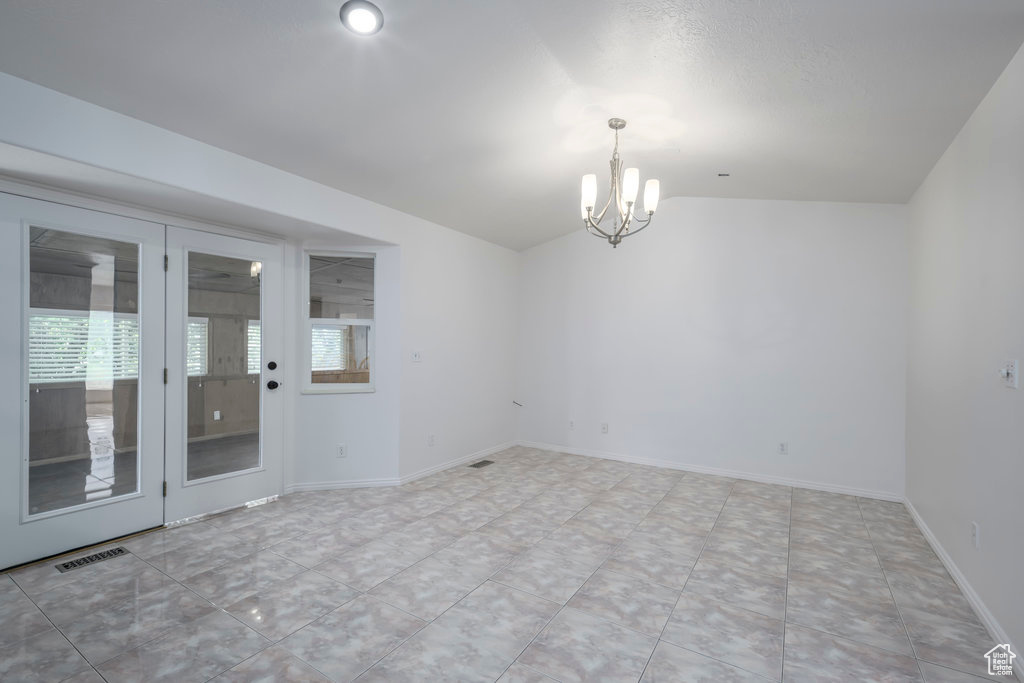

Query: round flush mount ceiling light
[[340, 0, 383, 35]]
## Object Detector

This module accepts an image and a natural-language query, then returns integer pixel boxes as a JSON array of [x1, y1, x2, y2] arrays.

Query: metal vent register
[[468, 460, 494, 469], [55, 547, 129, 573]]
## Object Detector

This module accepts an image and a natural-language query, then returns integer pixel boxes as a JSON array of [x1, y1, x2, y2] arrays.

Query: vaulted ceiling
[[1, 1, 1023, 250]]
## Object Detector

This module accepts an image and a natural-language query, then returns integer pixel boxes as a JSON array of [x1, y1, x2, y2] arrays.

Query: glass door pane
[[27, 227, 141, 514], [186, 252, 262, 480]]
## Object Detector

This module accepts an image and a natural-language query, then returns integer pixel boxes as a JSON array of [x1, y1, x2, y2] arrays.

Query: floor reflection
[[28, 432, 260, 513], [187, 433, 260, 481], [29, 451, 138, 515]]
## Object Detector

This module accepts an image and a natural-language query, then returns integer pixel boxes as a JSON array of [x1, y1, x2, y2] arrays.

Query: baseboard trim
[[904, 499, 1019, 678], [398, 441, 516, 485], [516, 440, 904, 502], [284, 477, 400, 493], [283, 440, 516, 494]]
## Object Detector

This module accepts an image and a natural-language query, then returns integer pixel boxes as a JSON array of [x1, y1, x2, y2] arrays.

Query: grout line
[[637, 476, 733, 682], [856, 497, 927, 681]]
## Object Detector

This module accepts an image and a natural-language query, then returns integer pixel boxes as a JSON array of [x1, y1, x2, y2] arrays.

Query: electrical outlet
[[778, 442, 789, 455], [337, 443, 347, 459], [601, 422, 609, 434], [971, 521, 980, 549], [569, 420, 575, 430], [213, 410, 222, 421], [428, 434, 435, 447]]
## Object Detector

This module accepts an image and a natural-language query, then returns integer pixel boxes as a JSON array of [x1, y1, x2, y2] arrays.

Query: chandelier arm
[[584, 213, 613, 238], [619, 213, 654, 238], [591, 186, 615, 224], [616, 204, 637, 237]]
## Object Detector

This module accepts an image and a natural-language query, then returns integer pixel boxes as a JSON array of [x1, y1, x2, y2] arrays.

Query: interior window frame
[[301, 250, 376, 395]]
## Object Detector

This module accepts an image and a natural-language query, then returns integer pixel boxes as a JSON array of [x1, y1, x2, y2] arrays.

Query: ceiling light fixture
[[340, 0, 383, 35], [580, 118, 659, 248]]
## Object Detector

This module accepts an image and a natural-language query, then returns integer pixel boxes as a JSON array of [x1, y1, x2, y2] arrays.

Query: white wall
[[287, 227, 519, 488], [287, 244, 403, 487], [517, 197, 908, 498], [398, 228, 519, 480], [906, 42, 1024, 652]]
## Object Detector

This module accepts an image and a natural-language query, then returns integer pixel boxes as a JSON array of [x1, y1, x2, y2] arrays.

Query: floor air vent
[[468, 460, 495, 469], [55, 547, 129, 573]]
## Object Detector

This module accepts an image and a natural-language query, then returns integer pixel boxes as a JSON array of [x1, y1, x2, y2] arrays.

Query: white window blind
[[29, 310, 139, 383], [186, 318, 208, 377], [311, 325, 345, 371], [247, 320, 261, 374]]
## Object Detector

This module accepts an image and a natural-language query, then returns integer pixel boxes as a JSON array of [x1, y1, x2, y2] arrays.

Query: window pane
[[247, 320, 261, 374], [186, 318, 208, 376], [311, 323, 370, 384], [27, 227, 140, 514], [29, 311, 140, 383], [186, 252, 261, 480], [308, 255, 374, 319], [308, 254, 373, 387], [311, 325, 344, 371]]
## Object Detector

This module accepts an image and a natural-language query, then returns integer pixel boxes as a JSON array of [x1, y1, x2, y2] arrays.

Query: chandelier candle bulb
[[581, 174, 597, 210], [644, 179, 660, 214], [622, 168, 640, 204]]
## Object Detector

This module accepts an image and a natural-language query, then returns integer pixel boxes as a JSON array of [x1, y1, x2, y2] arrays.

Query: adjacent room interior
[[0, 1, 1021, 681]]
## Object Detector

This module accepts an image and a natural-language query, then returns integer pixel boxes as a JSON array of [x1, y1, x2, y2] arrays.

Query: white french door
[[0, 195, 285, 570], [163, 227, 284, 522], [0, 194, 166, 569]]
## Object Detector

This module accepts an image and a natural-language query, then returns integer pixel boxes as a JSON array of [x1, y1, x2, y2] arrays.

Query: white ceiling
[[1, 1, 1023, 251]]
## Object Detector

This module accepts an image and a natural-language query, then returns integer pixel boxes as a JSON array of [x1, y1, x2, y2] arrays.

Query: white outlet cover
[[411, 351, 423, 363]]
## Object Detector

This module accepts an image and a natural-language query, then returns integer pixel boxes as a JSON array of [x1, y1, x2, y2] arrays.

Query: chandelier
[[580, 118, 660, 248]]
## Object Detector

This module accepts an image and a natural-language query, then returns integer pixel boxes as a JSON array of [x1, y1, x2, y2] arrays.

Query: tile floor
[[0, 447, 1006, 682]]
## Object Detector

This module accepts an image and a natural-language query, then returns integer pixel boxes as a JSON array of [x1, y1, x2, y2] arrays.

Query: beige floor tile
[[279, 595, 425, 681], [518, 607, 657, 683], [684, 558, 787, 619], [641, 640, 770, 682], [567, 568, 679, 637], [662, 592, 784, 680], [783, 623, 923, 682]]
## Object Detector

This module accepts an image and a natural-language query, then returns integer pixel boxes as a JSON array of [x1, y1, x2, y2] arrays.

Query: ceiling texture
[[1, 1, 1023, 250]]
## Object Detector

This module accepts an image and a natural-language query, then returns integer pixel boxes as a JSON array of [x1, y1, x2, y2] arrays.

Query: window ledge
[[301, 384, 376, 395]]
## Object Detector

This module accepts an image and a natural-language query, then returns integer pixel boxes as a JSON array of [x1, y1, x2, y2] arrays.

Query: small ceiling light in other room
[[580, 118, 660, 248], [340, 0, 384, 35]]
